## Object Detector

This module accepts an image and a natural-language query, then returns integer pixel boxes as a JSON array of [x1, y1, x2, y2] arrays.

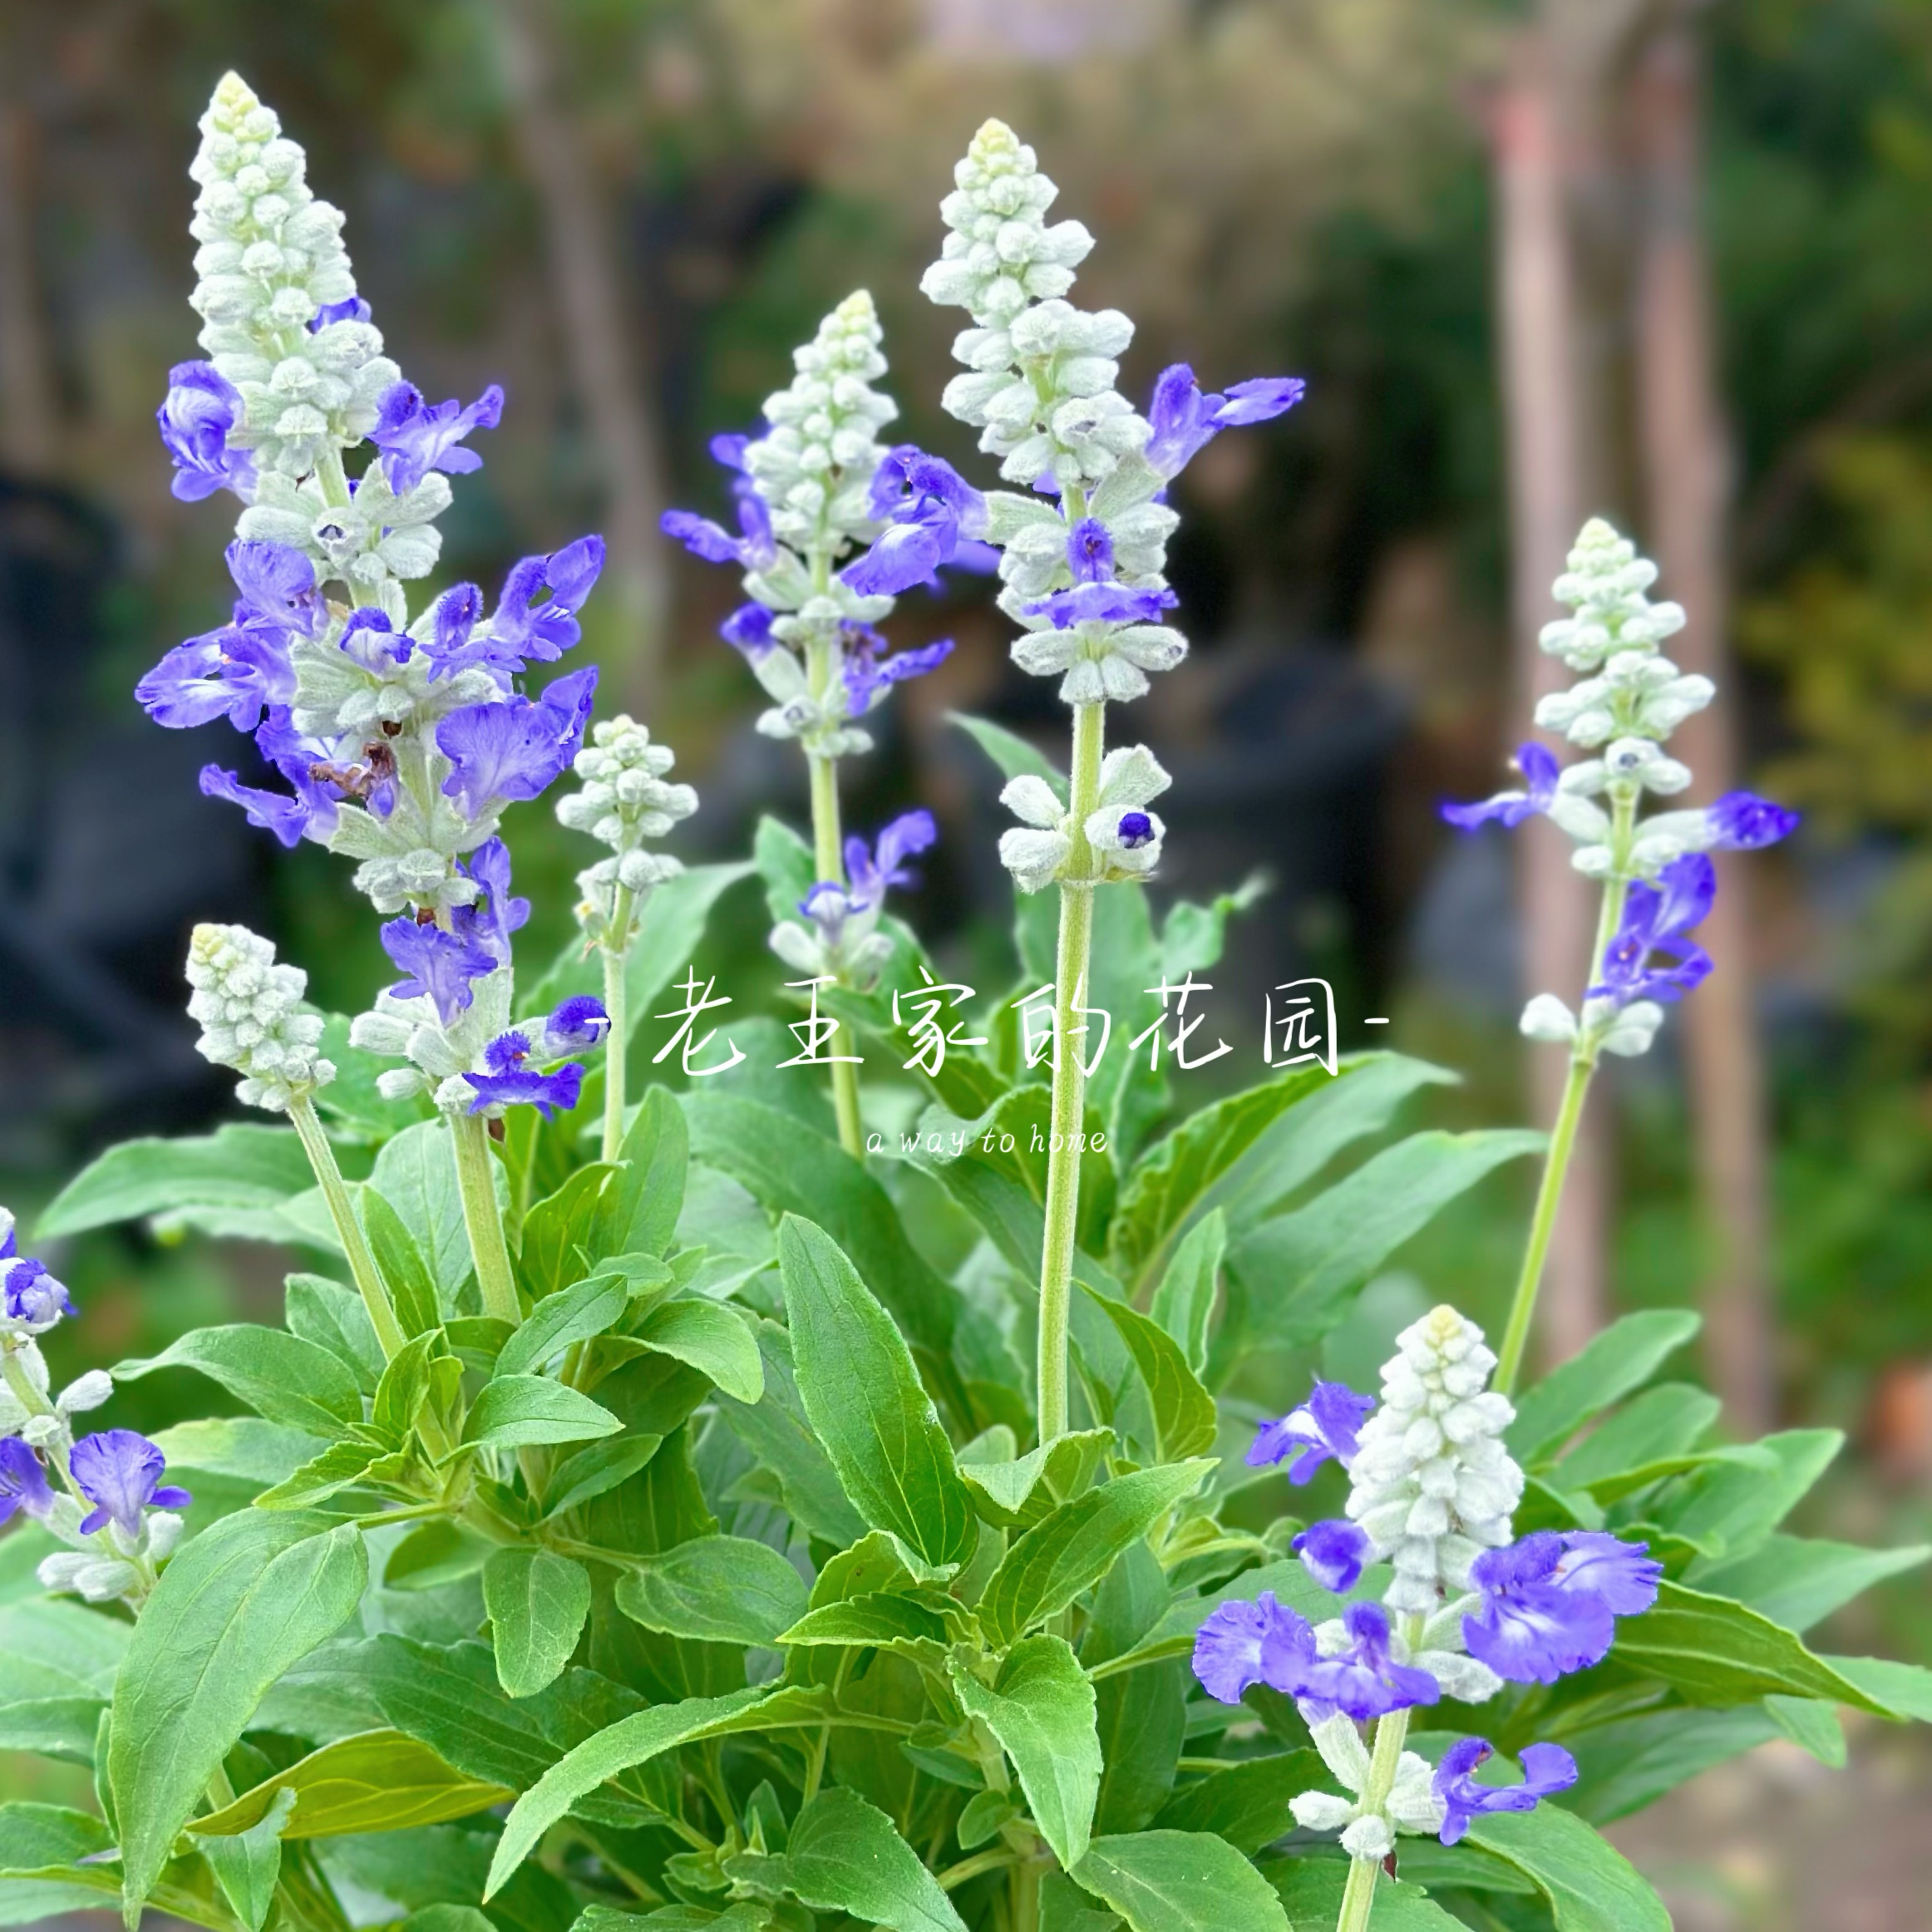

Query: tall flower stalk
[[664, 293, 948, 1155], [897, 119, 1301, 1440], [1440, 519, 1799, 1392]]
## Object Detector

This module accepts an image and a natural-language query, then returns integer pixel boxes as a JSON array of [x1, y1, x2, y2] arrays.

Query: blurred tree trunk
[[489, 0, 670, 709], [1491, 27, 1609, 1368], [1634, 17, 1777, 1432], [0, 100, 56, 473]]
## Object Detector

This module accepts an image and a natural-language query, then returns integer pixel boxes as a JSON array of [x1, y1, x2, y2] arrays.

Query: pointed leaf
[[1077, 1285, 1217, 1461], [497, 1277, 633, 1380], [1507, 1311, 1703, 1462], [485, 1550, 593, 1698], [1072, 1831, 1289, 1932], [114, 1324, 361, 1436], [1466, 1800, 1672, 1932], [463, 1377, 622, 1451], [36, 1124, 311, 1238], [1150, 1210, 1223, 1374], [632, 1299, 764, 1404], [359, 1188, 441, 1338], [614, 1536, 808, 1646]]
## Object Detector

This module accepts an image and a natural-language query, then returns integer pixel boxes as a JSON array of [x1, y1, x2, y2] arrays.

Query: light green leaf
[[632, 1299, 764, 1404], [1077, 1285, 1217, 1461], [950, 711, 1066, 792], [285, 1274, 384, 1392], [723, 1787, 966, 1932], [1567, 1706, 1782, 1824], [1072, 1831, 1289, 1932], [485, 1550, 594, 1698], [200, 1786, 295, 1931], [1553, 1382, 1720, 1489], [1466, 1799, 1672, 1932], [0, 1801, 123, 1920], [191, 1729, 511, 1836], [1507, 1311, 1703, 1462], [594, 1086, 689, 1263], [1153, 1752, 1323, 1855], [545, 1437, 666, 1520], [35, 1124, 311, 1239], [958, 1428, 1112, 1531], [1819, 1653, 1932, 1721], [521, 1165, 622, 1303], [114, 1323, 361, 1437], [950, 1637, 1101, 1869], [1150, 1210, 1223, 1375], [488, 1684, 829, 1895], [1267, 1856, 1463, 1929], [778, 1593, 955, 1651], [497, 1277, 632, 1380], [1763, 1695, 1846, 1765], [615, 1536, 808, 1646], [717, 1325, 869, 1549], [0, 1600, 128, 1701], [979, 1462, 1212, 1649], [1610, 1580, 1892, 1712], [110, 1511, 367, 1919], [462, 1376, 622, 1451], [777, 1216, 977, 1571], [1658, 1429, 1844, 1559], [371, 1121, 479, 1306], [1690, 1535, 1930, 1634], [152, 1417, 325, 1491], [359, 1187, 441, 1338], [1228, 1130, 1543, 1351], [254, 1439, 387, 1511]]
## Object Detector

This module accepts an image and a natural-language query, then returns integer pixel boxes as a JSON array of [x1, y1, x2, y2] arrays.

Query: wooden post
[[1634, 17, 1777, 1432]]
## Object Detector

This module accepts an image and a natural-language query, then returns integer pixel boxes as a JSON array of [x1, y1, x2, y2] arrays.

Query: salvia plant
[[2, 77, 1930, 1932]]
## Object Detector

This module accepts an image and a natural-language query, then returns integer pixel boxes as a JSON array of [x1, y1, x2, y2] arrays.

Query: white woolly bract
[[185, 923, 334, 1112]]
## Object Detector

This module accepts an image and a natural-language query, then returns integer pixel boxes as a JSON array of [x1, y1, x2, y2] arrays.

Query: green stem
[[1492, 795, 1637, 1396], [1036, 701, 1106, 1445], [288, 1092, 408, 1361], [1334, 1647, 1420, 1932], [599, 884, 636, 1163], [451, 1111, 521, 1327], [1008, 1847, 1043, 1932], [806, 736, 865, 1158]]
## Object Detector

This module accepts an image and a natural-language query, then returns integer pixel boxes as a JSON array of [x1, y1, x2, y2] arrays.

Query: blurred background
[[2, 0, 1931, 1922]]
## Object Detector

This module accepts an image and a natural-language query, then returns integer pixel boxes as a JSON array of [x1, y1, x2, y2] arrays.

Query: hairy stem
[[806, 735, 865, 1158], [1036, 700, 1106, 1444], [451, 1111, 521, 1327], [288, 1092, 409, 1361], [1334, 1695, 1417, 1932], [599, 882, 636, 1162], [1493, 795, 1638, 1395]]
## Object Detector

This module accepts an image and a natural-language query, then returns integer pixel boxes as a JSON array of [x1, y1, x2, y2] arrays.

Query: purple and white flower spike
[[771, 811, 938, 988]]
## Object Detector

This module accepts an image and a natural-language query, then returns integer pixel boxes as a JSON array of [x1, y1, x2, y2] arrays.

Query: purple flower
[[199, 707, 343, 849], [1145, 364, 1305, 480], [1247, 1380, 1375, 1483], [380, 916, 498, 1025], [866, 448, 987, 533], [436, 667, 598, 820], [369, 381, 505, 496], [2, 1257, 74, 1332], [710, 431, 752, 472], [1023, 582, 1178, 629], [421, 583, 487, 680], [540, 995, 611, 1054], [841, 504, 957, 597], [1463, 1530, 1658, 1684], [228, 540, 328, 642], [338, 609, 412, 672], [70, 1430, 190, 1539], [311, 296, 372, 328], [1442, 743, 1561, 831], [451, 836, 530, 967], [662, 490, 777, 572], [1300, 1602, 1441, 1723], [1116, 811, 1155, 850], [1590, 854, 1715, 1008], [464, 1030, 587, 1120], [156, 362, 255, 503], [1292, 1519, 1372, 1594], [845, 451, 989, 595], [483, 536, 607, 670], [1434, 1738, 1579, 1847], [1191, 1590, 1319, 1705], [0, 1439, 53, 1525], [1067, 518, 1115, 583], [721, 603, 778, 657], [842, 627, 955, 715], [848, 810, 937, 908], [137, 622, 292, 732], [1707, 791, 1800, 850]]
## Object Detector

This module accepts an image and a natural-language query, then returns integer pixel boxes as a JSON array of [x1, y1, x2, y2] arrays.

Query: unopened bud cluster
[[559, 716, 697, 949], [186, 923, 334, 1112]]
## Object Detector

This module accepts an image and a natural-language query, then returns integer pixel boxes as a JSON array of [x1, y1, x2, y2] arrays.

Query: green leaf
[[594, 1086, 690, 1263], [1111, 1071, 1332, 1286], [192, 1729, 512, 1836], [109, 1511, 367, 1919], [1690, 1535, 1930, 1634], [1072, 1831, 1289, 1932], [114, 1324, 361, 1436], [1507, 1311, 1703, 1462], [372, 1121, 479, 1307], [1763, 1694, 1846, 1765], [979, 1461, 1212, 1649], [776, 1216, 977, 1571], [1077, 1285, 1217, 1461], [778, 1593, 954, 1651], [0, 1801, 124, 1920], [485, 1550, 594, 1698], [958, 1428, 1112, 1530], [1228, 1130, 1543, 1351], [952, 711, 1066, 792], [522, 1165, 623, 1303], [285, 1274, 384, 1392], [1658, 1428, 1843, 1558], [0, 1600, 128, 1702], [498, 1277, 633, 1380], [615, 1536, 809, 1646], [360, 1188, 441, 1338], [0, 1698, 106, 1765], [151, 1417, 325, 1491], [724, 1787, 966, 1932], [253, 1439, 387, 1511], [200, 1786, 295, 1931], [1150, 1210, 1223, 1375], [545, 1437, 667, 1520], [1553, 1382, 1720, 1490], [1466, 1799, 1672, 1932], [717, 1325, 869, 1548], [1267, 1856, 1464, 1929], [1153, 1752, 1323, 1856], [949, 1636, 1102, 1870], [1567, 1706, 1782, 1824], [1609, 1579, 1893, 1712], [488, 1684, 829, 1896], [35, 1123, 312, 1238], [632, 1299, 764, 1404], [463, 1376, 623, 1451]]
